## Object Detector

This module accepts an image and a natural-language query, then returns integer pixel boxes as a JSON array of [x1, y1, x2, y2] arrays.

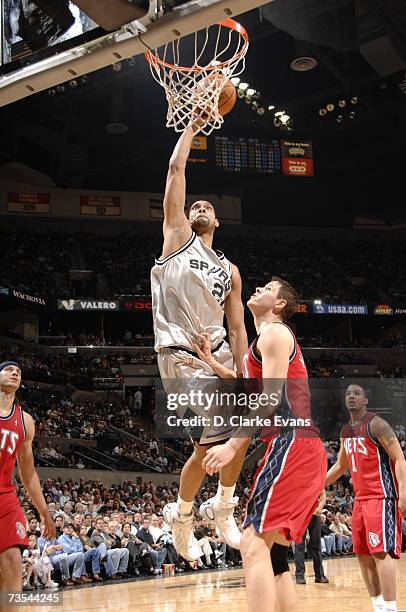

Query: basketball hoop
[[144, 19, 249, 135]]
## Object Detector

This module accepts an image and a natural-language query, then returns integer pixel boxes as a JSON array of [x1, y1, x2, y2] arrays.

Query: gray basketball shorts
[[157, 342, 236, 445]]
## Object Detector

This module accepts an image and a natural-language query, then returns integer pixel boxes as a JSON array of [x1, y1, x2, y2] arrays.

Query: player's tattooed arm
[[370, 416, 399, 452], [371, 416, 406, 516]]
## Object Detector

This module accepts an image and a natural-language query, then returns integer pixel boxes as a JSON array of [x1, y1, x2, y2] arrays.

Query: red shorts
[[243, 432, 327, 543], [352, 498, 402, 559], [0, 492, 29, 554]]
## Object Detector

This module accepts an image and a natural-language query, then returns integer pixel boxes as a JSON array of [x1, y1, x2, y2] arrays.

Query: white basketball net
[[144, 19, 249, 135]]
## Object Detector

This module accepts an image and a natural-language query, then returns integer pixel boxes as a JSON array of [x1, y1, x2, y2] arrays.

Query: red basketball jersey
[[341, 412, 398, 500], [0, 402, 26, 495], [242, 322, 318, 437]]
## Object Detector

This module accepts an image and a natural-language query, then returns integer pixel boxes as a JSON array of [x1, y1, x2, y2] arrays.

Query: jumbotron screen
[[1, 0, 99, 71]]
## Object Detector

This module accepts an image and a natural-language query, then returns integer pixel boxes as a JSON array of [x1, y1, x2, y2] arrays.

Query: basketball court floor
[[29, 556, 406, 612]]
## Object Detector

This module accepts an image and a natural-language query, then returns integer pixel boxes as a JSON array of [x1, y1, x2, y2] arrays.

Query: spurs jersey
[[341, 412, 398, 500], [151, 232, 232, 351], [243, 322, 319, 437], [0, 401, 26, 495]]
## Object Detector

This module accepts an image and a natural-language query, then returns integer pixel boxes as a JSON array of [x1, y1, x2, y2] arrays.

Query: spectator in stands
[[136, 517, 167, 574], [27, 518, 41, 538], [120, 522, 154, 576], [53, 515, 65, 538], [78, 525, 104, 581], [56, 523, 92, 584], [23, 534, 59, 589], [330, 515, 352, 553], [320, 513, 338, 557], [38, 528, 72, 587]]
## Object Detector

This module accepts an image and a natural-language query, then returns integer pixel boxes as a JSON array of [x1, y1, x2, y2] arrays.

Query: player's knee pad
[[271, 543, 289, 576]]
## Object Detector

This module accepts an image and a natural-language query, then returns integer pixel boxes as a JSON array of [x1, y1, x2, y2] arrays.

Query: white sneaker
[[163, 503, 202, 562], [199, 497, 241, 549], [45, 581, 59, 588]]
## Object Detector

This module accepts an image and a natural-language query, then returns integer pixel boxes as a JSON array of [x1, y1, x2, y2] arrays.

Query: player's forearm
[[325, 463, 347, 487], [169, 128, 194, 168], [227, 436, 252, 452], [207, 356, 236, 379], [228, 327, 248, 377], [395, 457, 406, 496], [20, 468, 48, 515]]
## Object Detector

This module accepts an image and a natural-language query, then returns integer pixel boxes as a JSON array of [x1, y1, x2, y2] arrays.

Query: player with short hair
[[199, 277, 327, 612], [151, 127, 248, 561], [326, 384, 406, 612], [0, 361, 55, 608]]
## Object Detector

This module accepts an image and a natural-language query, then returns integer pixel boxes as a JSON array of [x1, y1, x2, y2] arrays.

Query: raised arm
[[370, 416, 406, 516], [224, 264, 248, 377], [17, 412, 56, 539], [325, 441, 349, 487], [161, 129, 195, 259]]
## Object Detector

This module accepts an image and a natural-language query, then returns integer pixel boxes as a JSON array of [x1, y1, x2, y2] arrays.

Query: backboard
[[0, 0, 272, 107]]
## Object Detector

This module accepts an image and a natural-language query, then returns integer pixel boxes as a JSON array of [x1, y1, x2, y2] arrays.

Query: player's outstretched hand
[[202, 443, 236, 475], [41, 509, 56, 540], [192, 332, 213, 364]]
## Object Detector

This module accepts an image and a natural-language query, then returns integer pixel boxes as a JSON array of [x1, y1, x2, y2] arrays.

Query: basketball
[[218, 78, 237, 115], [196, 74, 237, 117]]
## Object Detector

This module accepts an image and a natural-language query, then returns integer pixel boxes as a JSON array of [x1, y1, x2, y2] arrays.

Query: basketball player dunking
[[151, 127, 248, 561], [0, 361, 55, 609], [326, 384, 406, 612], [198, 277, 327, 612]]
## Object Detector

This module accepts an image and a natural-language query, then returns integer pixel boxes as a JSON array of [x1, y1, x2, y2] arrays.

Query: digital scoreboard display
[[215, 136, 282, 175]]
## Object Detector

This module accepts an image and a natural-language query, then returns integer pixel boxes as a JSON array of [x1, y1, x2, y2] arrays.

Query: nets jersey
[[0, 402, 26, 495], [242, 322, 318, 437], [341, 412, 398, 500], [151, 232, 232, 351]]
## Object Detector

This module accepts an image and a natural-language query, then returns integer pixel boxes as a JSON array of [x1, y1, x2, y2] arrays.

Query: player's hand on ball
[[41, 509, 56, 540], [192, 333, 213, 364], [202, 443, 236, 475]]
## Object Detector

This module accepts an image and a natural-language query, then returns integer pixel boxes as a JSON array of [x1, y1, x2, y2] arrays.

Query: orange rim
[[144, 18, 249, 73]]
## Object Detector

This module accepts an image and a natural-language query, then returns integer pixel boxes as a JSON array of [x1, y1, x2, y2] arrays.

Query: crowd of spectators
[[40, 330, 155, 348], [0, 345, 124, 390], [14, 446, 406, 591], [1, 228, 406, 303]]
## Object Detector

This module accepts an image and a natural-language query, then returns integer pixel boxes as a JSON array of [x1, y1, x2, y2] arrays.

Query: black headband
[[0, 361, 21, 372]]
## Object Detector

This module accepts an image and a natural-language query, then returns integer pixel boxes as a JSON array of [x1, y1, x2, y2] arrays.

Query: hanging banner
[[80, 195, 121, 216], [7, 192, 50, 213]]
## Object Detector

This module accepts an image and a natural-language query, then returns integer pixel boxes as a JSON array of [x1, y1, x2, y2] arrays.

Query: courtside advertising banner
[[313, 303, 368, 315], [58, 299, 119, 311]]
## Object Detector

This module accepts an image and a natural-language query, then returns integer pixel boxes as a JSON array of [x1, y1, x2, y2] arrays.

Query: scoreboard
[[215, 136, 281, 175], [188, 136, 314, 176]]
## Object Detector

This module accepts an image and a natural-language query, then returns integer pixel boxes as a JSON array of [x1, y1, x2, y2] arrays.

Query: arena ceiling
[[0, 0, 405, 224]]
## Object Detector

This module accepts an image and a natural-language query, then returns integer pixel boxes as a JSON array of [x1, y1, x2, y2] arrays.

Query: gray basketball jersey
[[151, 232, 232, 351]]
